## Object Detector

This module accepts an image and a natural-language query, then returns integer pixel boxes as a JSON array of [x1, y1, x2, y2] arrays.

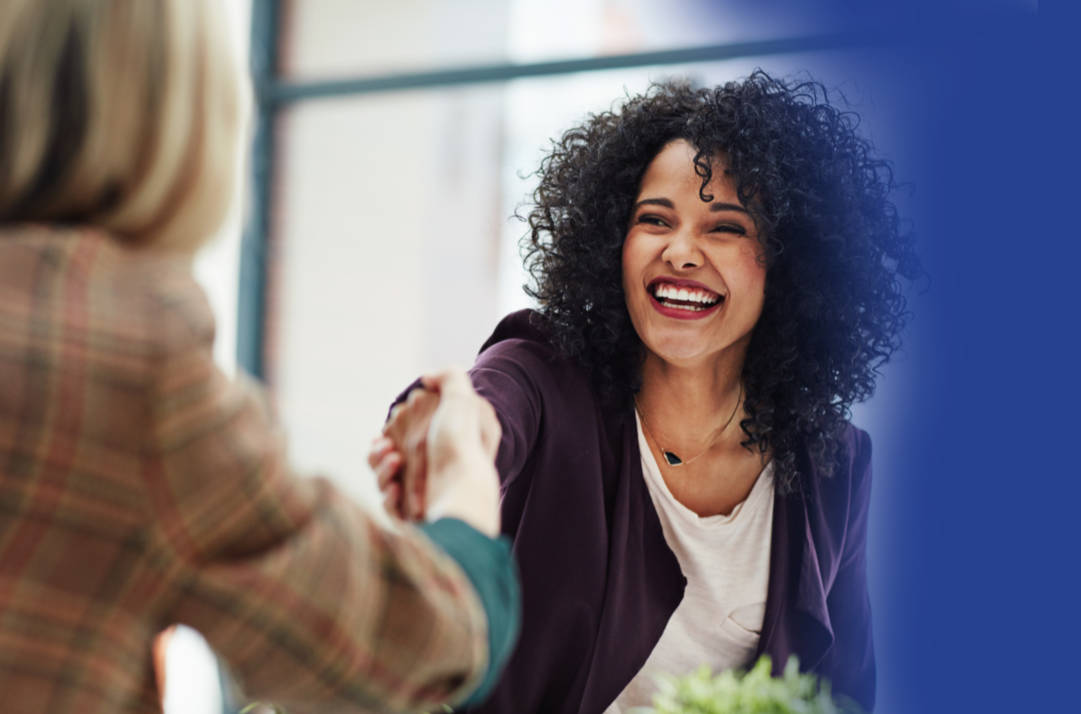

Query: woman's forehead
[[638, 139, 739, 203]]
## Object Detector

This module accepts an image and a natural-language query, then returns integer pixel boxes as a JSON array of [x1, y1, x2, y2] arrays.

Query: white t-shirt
[[605, 413, 775, 713]]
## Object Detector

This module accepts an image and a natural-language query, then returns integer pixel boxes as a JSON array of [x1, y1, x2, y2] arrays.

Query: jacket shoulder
[[0, 227, 214, 373], [840, 422, 873, 489], [799, 423, 874, 550], [805, 423, 872, 489], [478, 309, 555, 356], [474, 310, 584, 389]]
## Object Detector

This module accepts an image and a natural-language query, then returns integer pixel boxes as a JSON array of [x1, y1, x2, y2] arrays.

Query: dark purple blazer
[[457, 311, 875, 714]]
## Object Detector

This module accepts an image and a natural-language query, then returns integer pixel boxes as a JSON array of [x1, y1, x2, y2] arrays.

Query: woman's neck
[[636, 351, 745, 447]]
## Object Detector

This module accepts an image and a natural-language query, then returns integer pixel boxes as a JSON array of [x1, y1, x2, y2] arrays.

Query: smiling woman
[[376, 70, 921, 714], [623, 140, 766, 372], [623, 140, 768, 505]]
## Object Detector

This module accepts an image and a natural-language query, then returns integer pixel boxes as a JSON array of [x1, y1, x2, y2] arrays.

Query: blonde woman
[[0, 2, 518, 713]]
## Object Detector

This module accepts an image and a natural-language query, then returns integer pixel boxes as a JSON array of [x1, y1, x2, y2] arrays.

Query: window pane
[[268, 86, 508, 505], [278, 0, 856, 81], [281, 0, 513, 80]]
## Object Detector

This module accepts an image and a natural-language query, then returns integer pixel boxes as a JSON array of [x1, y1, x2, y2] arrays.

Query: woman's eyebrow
[[633, 197, 747, 214], [710, 202, 749, 214], [634, 197, 673, 210]]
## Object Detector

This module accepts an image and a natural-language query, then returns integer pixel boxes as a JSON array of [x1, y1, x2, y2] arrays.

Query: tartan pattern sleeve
[[0, 228, 490, 714]]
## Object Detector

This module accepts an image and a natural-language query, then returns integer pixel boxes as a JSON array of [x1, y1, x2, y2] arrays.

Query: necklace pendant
[[662, 450, 683, 466]]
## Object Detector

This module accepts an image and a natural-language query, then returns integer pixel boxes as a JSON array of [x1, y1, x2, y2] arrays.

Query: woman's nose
[[661, 229, 703, 270]]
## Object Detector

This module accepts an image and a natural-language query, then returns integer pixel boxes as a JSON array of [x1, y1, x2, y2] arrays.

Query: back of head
[[0, 0, 248, 252]]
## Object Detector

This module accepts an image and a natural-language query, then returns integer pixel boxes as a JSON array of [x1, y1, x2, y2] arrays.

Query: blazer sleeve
[[141, 299, 493, 713], [825, 427, 876, 711], [468, 339, 546, 492]]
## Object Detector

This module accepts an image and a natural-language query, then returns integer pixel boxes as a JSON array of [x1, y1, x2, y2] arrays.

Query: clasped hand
[[369, 369, 502, 537]]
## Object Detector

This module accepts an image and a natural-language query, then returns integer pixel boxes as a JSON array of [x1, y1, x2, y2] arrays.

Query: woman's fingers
[[369, 435, 395, 470], [382, 482, 403, 518], [380, 386, 440, 521], [373, 450, 402, 489], [370, 434, 404, 517], [370, 435, 402, 488], [421, 368, 499, 461], [419, 367, 472, 395], [383, 387, 436, 444], [404, 468, 428, 520]]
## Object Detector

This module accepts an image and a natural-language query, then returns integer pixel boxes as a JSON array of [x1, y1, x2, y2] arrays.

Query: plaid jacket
[[0, 226, 489, 714]]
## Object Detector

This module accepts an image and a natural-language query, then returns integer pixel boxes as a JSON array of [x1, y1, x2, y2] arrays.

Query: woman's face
[[622, 139, 766, 371]]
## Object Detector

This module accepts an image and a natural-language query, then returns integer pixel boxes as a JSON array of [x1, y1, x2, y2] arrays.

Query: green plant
[[237, 703, 286, 714], [637, 655, 863, 714]]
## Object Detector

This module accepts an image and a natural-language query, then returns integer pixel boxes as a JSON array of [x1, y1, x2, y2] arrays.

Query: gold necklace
[[635, 383, 743, 467]]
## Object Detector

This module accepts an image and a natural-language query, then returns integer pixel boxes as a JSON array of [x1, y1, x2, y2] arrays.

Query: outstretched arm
[[143, 331, 512, 713]]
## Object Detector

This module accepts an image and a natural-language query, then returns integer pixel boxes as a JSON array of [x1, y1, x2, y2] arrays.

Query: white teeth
[[653, 283, 721, 305]]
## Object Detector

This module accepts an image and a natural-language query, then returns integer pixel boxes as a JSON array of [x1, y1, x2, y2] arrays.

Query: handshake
[[368, 369, 503, 537]]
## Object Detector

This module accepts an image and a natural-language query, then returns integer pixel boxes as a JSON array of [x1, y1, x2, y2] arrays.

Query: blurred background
[[178, 1, 1052, 713]]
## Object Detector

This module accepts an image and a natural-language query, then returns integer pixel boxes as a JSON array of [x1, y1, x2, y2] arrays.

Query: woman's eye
[[712, 223, 747, 235], [637, 214, 668, 227]]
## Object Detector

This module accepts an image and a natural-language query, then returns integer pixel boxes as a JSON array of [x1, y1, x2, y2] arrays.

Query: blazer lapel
[[576, 405, 686, 714], [756, 483, 835, 673]]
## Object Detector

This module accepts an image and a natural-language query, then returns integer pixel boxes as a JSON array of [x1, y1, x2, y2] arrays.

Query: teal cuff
[[419, 518, 520, 708]]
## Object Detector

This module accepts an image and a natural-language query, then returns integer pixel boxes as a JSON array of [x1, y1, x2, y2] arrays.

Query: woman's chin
[[639, 326, 753, 373], [643, 343, 717, 370]]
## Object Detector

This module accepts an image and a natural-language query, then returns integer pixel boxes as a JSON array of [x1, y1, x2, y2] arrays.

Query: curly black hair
[[521, 69, 921, 493]]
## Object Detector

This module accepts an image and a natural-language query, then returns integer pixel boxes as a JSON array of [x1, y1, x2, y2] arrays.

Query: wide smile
[[646, 278, 724, 320]]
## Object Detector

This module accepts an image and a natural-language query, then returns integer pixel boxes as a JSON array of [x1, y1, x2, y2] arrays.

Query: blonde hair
[[0, 0, 248, 252]]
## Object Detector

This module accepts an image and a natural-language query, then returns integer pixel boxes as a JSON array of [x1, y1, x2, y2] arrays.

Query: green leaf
[[237, 703, 287, 714], [640, 655, 863, 714]]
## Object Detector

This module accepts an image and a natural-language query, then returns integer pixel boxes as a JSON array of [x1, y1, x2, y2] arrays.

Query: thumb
[[419, 367, 472, 395]]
